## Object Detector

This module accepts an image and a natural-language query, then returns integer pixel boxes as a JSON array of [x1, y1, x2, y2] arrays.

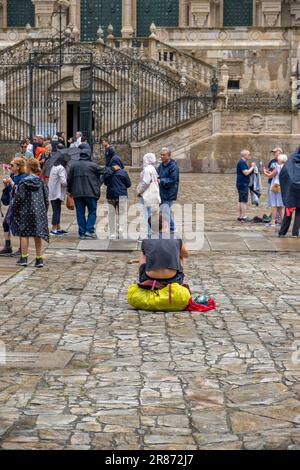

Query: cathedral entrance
[[67, 101, 80, 141]]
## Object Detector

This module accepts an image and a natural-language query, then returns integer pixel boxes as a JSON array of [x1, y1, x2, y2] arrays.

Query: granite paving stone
[[0, 174, 299, 449]]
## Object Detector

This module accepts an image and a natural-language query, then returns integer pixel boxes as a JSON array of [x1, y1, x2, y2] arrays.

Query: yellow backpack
[[128, 283, 190, 312]]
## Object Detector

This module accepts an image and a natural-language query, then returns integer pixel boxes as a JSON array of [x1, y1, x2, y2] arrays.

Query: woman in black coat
[[12, 158, 49, 267], [279, 148, 300, 237]]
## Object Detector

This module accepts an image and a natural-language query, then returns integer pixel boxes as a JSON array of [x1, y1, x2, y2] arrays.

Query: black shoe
[[278, 234, 285, 238], [17, 256, 28, 267], [0, 246, 13, 256], [35, 258, 44, 268], [79, 235, 86, 240]]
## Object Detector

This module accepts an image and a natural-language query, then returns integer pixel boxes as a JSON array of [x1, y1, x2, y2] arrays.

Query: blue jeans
[[74, 197, 98, 236], [160, 201, 176, 232], [141, 197, 152, 238]]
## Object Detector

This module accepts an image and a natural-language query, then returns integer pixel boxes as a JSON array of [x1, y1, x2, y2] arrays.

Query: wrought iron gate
[[0, 40, 212, 152]]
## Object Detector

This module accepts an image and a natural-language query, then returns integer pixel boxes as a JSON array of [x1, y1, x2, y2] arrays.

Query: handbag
[[271, 183, 281, 193], [66, 193, 75, 210], [142, 180, 161, 208]]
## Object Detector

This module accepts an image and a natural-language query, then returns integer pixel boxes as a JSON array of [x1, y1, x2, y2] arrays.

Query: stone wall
[[130, 109, 300, 173], [187, 133, 300, 173]]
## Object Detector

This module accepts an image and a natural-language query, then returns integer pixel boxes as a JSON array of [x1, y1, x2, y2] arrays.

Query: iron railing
[[102, 95, 212, 143]]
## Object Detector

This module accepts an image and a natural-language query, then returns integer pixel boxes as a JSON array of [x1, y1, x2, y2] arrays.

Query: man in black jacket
[[67, 146, 104, 240]]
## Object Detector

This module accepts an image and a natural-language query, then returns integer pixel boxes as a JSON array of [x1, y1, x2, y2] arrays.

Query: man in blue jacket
[[157, 147, 179, 233]]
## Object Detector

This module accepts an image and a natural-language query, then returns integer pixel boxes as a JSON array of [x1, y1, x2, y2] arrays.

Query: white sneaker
[[109, 234, 117, 240]]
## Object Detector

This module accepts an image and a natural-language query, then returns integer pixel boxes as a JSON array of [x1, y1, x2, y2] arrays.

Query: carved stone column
[[189, 1, 211, 27], [32, 0, 59, 29], [260, 1, 283, 27], [0, 0, 7, 28], [121, 0, 134, 37], [68, 0, 76, 26], [179, 0, 189, 26]]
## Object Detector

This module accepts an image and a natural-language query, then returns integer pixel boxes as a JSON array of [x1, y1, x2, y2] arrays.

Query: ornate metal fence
[[0, 39, 213, 149]]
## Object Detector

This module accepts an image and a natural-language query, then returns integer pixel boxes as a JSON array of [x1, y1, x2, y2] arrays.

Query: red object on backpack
[[186, 298, 216, 312]]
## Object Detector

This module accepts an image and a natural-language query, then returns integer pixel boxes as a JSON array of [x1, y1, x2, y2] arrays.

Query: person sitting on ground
[[0, 157, 27, 257], [263, 154, 287, 227], [12, 158, 49, 268], [139, 212, 189, 286]]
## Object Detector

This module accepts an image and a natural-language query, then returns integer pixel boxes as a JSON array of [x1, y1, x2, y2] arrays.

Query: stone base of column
[[121, 26, 134, 38]]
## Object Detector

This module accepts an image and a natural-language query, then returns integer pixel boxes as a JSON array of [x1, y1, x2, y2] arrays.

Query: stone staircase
[[111, 36, 216, 92]]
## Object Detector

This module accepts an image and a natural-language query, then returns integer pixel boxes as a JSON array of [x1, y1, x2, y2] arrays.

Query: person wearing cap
[[51, 135, 59, 152]]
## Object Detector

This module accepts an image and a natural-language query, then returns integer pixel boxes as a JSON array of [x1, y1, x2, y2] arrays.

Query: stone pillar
[[0, 0, 7, 28], [121, 0, 134, 37], [189, 1, 211, 27], [32, 0, 59, 29], [68, 0, 76, 26], [260, 1, 283, 27], [179, 0, 189, 26]]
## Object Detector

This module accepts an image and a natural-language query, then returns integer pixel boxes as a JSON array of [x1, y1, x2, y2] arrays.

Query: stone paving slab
[[77, 240, 110, 251], [1, 352, 74, 369], [0, 174, 299, 450]]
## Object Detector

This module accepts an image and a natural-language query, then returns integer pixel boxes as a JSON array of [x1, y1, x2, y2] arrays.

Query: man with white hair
[[236, 149, 255, 222]]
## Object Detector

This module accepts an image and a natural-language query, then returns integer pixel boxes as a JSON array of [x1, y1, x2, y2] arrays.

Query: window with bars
[[80, 0, 122, 41], [137, 0, 179, 37], [223, 0, 253, 27], [7, 0, 35, 27]]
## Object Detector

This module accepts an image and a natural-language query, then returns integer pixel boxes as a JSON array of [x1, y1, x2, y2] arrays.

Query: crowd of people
[[236, 146, 300, 238], [0, 134, 180, 267]]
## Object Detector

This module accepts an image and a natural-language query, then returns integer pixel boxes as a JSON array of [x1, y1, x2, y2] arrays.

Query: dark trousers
[[74, 197, 98, 236], [279, 208, 300, 236], [51, 199, 62, 226]]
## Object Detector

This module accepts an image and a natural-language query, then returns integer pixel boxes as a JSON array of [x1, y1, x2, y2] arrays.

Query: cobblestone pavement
[[0, 174, 300, 450]]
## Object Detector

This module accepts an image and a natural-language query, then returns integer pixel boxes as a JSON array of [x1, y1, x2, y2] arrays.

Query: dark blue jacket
[[1, 173, 27, 206], [157, 159, 179, 202], [105, 147, 125, 169], [104, 169, 132, 200], [280, 148, 300, 208]]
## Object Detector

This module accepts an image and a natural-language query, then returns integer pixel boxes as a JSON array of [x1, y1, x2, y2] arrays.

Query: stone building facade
[[0, 1, 300, 171]]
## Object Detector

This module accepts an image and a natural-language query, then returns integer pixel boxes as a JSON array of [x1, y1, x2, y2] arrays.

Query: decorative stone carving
[[32, 0, 58, 29], [189, 1, 210, 27], [261, 1, 282, 27], [249, 114, 265, 133]]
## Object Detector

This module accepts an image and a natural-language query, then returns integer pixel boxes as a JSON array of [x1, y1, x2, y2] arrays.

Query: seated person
[[139, 212, 189, 286]]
